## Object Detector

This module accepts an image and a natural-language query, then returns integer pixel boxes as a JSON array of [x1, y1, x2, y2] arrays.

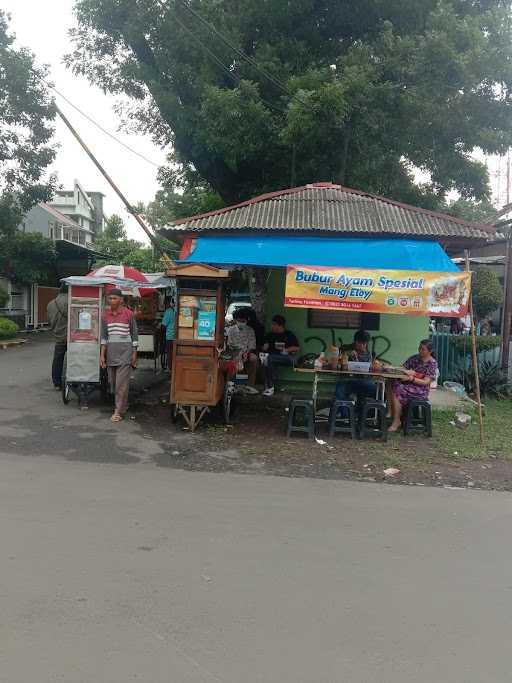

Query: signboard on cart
[[285, 265, 471, 317]]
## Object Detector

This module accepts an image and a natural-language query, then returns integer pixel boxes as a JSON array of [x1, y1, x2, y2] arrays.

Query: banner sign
[[285, 265, 471, 317]]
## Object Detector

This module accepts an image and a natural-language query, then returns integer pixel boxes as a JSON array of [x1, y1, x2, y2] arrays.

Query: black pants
[[52, 342, 67, 388]]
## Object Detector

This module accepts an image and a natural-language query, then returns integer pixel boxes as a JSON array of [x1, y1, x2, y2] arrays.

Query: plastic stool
[[328, 400, 358, 439], [287, 398, 315, 439], [403, 399, 432, 437], [360, 400, 387, 441]]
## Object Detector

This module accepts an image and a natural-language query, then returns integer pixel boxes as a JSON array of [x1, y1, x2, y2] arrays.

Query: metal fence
[[431, 333, 501, 383]]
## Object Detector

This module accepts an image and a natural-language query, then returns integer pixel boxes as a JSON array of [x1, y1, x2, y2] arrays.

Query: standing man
[[161, 297, 176, 372], [100, 288, 138, 423], [47, 283, 68, 390]]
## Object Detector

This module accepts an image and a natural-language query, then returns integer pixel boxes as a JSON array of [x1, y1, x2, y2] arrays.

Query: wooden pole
[[501, 238, 512, 371], [465, 251, 485, 446], [55, 103, 174, 268]]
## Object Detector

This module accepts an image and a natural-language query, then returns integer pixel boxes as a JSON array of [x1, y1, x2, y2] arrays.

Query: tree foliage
[[0, 10, 56, 234], [472, 267, 504, 321], [443, 198, 496, 223], [0, 11, 57, 286], [94, 213, 175, 271], [0, 232, 57, 286], [68, 0, 512, 207]]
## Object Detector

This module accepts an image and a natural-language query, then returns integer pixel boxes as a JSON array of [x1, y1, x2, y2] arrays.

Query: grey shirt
[[47, 293, 68, 342]]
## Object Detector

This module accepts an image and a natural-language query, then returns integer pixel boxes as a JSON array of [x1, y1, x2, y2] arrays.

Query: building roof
[[39, 203, 84, 231], [166, 183, 494, 243]]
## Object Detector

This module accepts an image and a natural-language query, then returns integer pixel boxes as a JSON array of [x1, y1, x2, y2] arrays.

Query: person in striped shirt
[[100, 288, 138, 422]]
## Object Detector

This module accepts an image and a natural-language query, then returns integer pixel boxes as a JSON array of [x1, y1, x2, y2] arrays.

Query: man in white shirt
[[226, 308, 259, 394]]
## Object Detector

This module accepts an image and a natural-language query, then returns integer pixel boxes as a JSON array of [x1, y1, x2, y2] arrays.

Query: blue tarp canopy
[[180, 235, 459, 272]]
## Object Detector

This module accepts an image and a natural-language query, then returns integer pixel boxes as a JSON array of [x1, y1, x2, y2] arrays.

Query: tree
[[0, 232, 57, 286], [94, 213, 171, 271], [0, 10, 56, 233], [0, 11, 57, 286], [68, 0, 512, 208], [444, 198, 496, 224], [472, 267, 504, 322], [145, 172, 224, 228]]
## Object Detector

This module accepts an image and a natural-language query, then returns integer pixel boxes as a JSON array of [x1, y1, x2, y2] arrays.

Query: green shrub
[[454, 360, 511, 399], [0, 317, 19, 340], [451, 335, 501, 354], [472, 268, 504, 320]]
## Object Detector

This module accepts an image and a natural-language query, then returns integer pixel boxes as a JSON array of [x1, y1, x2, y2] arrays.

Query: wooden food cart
[[169, 263, 230, 431], [61, 281, 107, 408]]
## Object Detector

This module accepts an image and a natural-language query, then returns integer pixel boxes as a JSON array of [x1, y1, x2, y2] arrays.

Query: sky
[[3, 0, 168, 240]]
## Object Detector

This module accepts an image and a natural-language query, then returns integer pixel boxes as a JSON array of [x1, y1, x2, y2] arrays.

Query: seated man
[[225, 308, 259, 394], [335, 329, 376, 406], [262, 315, 300, 397]]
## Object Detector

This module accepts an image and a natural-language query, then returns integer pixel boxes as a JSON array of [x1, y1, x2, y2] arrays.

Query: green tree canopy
[[0, 232, 57, 286], [68, 0, 512, 208], [0, 10, 56, 234], [0, 11, 57, 286], [472, 267, 504, 321], [94, 213, 176, 271]]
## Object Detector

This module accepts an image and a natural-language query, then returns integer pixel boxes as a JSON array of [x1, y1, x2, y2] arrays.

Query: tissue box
[[347, 361, 371, 373]]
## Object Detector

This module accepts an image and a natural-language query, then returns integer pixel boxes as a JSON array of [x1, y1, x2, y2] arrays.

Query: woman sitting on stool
[[387, 339, 437, 433]]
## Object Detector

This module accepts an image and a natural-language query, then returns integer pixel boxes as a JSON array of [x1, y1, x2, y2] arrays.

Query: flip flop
[[111, 414, 123, 423]]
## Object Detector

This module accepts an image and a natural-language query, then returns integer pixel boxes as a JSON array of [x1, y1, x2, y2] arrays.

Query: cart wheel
[[61, 356, 70, 405], [62, 382, 70, 405]]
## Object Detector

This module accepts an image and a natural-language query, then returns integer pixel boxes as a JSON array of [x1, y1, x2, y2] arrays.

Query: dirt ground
[[131, 379, 512, 492]]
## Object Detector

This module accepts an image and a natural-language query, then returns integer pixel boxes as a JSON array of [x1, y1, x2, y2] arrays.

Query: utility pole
[[55, 103, 174, 268]]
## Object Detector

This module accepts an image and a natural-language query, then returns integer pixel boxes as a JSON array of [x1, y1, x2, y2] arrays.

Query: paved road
[[1, 337, 512, 682]]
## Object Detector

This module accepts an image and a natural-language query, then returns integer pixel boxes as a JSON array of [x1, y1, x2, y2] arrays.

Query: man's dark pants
[[264, 353, 296, 388], [52, 341, 67, 388], [335, 379, 376, 416]]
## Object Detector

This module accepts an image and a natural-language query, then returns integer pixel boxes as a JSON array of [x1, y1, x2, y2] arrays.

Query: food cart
[[60, 275, 148, 408], [133, 292, 161, 370], [168, 263, 230, 431]]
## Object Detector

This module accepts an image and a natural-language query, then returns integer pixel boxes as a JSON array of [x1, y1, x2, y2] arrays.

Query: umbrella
[[88, 264, 155, 297]]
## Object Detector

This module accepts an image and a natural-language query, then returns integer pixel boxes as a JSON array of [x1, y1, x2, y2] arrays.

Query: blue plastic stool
[[287, 398, 315, 439], [328, 400, 358, 439], [403, 399, 432, 437], [360, 400, 387, 441]]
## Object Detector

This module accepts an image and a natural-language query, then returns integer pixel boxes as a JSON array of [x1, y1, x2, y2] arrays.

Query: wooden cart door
[[172, 357, 216, 404]]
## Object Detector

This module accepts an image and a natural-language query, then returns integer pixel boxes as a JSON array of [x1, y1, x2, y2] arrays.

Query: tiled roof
[[39, 203, 83, 230], [168, 183, 494, 241]]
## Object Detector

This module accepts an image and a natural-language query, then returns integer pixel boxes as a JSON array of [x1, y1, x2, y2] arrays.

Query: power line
[[171, 9, 286, 115], [175, 0, 308, 105], [49, 84, 162, 169]]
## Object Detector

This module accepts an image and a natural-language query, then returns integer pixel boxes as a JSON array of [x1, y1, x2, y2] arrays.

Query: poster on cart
[[285, 265, 471, 317]]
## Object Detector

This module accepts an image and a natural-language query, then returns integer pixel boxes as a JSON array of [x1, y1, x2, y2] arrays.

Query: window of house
[[48, 222, 54, 239], [10, 288, 25, 310], [308, 309, 380, 331]]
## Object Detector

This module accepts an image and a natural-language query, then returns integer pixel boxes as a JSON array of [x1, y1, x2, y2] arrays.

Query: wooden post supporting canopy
[[501, 238, 512, 371], [465, 251, 485, 446]]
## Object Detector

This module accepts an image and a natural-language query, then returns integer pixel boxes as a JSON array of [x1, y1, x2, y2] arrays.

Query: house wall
[[264, 269, 428, 378], [21, 205, 51, 237]]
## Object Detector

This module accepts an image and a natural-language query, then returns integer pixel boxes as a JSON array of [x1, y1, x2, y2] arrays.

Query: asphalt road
[[1, 336, 512, 682]]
